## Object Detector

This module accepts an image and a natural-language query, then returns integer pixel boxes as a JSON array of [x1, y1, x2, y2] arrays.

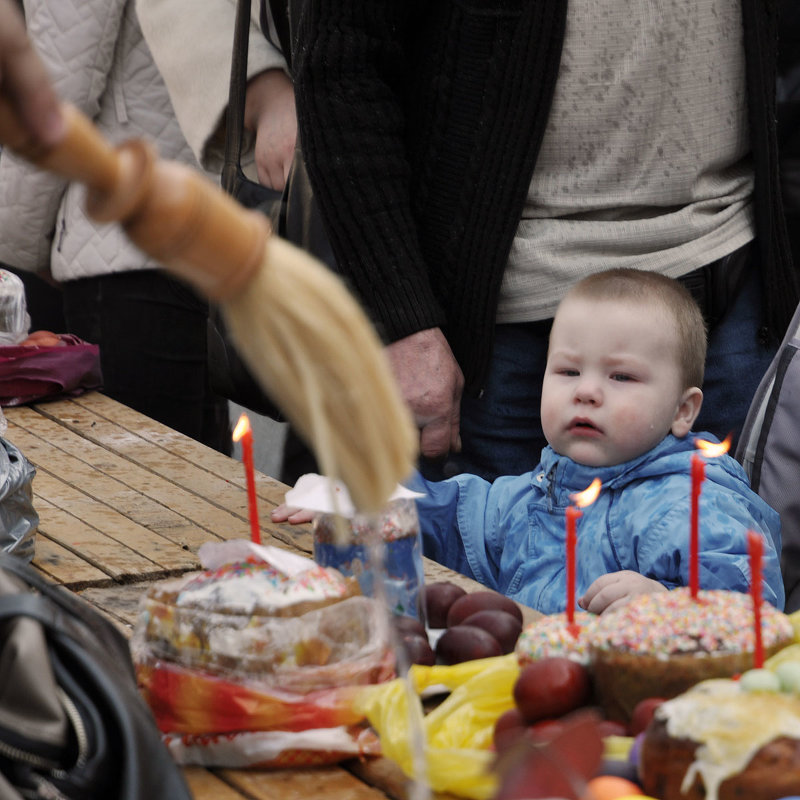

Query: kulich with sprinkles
[[156, 558, 357, 617], [515, 611, 598, 666], [589, 587, 793, 722], [131, 547, 396, 769], [137, 557, 391, 688]]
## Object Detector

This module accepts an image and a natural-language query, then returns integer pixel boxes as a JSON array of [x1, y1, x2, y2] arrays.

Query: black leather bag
[[0, 555, 192, 800], [207, 0, 334, 418]]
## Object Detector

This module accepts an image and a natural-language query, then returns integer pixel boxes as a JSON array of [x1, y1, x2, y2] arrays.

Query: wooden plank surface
[[32, 396, 315, 554], [183, 768, 251, 800], [218, 767, 391, 800], [2, 395, 536, 800]]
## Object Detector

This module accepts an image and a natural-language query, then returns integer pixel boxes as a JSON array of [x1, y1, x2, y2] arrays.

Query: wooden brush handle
[[0, 100, 269, 301]]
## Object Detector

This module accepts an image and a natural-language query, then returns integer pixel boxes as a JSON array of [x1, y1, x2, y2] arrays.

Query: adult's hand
[[0, 0, 64, 146], [244, 68, 297, 191], [386, 328, 464, 461]]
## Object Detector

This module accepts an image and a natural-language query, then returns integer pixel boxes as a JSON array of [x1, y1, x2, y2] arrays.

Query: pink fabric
[[0, 334, 102, 406]]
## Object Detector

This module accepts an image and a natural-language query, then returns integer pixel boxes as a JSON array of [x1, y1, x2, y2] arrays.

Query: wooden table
[[4, 392, 539, 800]]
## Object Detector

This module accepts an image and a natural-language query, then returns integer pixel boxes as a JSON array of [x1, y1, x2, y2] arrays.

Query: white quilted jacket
[[0, 0, 201, 281]]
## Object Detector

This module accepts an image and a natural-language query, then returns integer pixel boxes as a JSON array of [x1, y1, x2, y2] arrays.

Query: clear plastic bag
[[0, 269, 30, 346], [314, 498, 425, 619], [0, 436, 38, 561], [130, 541, 396, 768]]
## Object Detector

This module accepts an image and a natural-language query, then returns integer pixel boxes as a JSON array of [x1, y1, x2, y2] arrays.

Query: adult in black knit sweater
[[288, 0, 799, 482]]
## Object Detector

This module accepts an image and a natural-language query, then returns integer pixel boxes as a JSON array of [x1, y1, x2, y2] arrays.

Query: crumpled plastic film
[[0, 436, 37, 561], [355, 653, 520, 800]]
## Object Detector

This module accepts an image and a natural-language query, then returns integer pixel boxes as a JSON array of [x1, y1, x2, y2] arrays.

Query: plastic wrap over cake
[[131, 542, 395, 767], [132, 542, 392, 692]]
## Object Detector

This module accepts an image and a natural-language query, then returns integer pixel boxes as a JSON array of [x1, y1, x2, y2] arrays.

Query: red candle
[[690, 436, 732, 600], [566, 505, 582, 634], [748, 530, 764, 669], [564, 479, 601, 638], [689, 453, 705, 599], [232, 414, 261, 544]]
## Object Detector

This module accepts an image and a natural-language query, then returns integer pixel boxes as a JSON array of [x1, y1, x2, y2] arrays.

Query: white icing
[[659, 679, 800, 800], [176, 568, 347, 613]]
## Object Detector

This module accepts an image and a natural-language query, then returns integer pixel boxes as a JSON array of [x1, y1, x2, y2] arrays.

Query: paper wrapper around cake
[[639, 678, 800, 800], [131, 541, 394, 768], [588, 588, 794, 723]]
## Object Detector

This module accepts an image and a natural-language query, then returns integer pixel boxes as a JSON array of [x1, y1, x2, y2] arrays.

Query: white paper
[[284, 473, 423, 518], [197, 539, 315, 576]]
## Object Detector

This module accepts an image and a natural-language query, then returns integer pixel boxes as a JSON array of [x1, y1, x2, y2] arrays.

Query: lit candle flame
[[232, 413, 251, 442], [694, 434, 732, 458], [570, 478, 602, 508]]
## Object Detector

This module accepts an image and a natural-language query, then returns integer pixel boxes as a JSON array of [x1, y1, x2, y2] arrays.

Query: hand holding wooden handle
[[0, 99, 269, 301]]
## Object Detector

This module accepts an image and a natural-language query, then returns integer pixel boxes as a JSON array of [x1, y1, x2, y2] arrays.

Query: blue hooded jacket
[[409, 434, 783, 613]]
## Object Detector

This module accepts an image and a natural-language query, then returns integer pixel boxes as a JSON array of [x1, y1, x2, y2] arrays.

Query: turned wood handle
[[0, 100, 269, 301]]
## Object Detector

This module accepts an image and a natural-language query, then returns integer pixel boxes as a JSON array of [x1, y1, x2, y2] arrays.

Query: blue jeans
[[420, 268, 777, 482]]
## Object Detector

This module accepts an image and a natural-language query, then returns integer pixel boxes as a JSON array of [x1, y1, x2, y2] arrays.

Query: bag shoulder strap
[[736, 298, 800, 485], [221, 0, 253, 195], [0, 591, 57, 626]]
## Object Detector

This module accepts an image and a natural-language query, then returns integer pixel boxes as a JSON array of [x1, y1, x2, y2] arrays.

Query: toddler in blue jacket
[[273, 269, 783, 613]]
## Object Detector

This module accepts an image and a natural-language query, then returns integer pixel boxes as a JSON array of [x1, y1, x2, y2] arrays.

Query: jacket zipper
[[0, 688, 89, 783], [52, 688, 89, 774], [0, 737, 59, 772], [545, 464, 558, 510], [56, 218, 66, 252]]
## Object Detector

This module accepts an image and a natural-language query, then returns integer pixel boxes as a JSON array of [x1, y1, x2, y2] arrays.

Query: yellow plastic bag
[[763, 611, 800, 671], [789, 609, 800, 643], [355, 653, 519, 800]]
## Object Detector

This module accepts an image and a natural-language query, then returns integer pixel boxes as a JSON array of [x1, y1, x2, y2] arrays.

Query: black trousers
[[62, 271, 230, 455]]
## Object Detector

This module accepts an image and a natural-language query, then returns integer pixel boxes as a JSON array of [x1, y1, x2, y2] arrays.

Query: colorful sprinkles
[[591, 587, 793, 655], [515, 611, 598, 665]]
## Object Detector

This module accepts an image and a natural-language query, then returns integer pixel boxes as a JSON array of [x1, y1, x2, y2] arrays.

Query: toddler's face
[[541, 296, 694, 467]]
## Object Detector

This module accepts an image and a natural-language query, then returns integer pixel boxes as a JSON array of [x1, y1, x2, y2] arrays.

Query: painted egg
[[740, 668, 781, 693], [775, 661, 800, 693], [581, 775, 644, 799]]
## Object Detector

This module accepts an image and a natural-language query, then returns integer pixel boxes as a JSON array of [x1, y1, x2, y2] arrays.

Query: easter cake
[[589, 587, 793, 721], [131, 544, 395, 768], [639, 676, 800, 800], [137, 556, 391, 691], [514, 610, 598, 666]]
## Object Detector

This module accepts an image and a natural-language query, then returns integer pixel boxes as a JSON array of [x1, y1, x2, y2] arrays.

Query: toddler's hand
[[578, 571, 666, 615], [270, 503, 316, 525]]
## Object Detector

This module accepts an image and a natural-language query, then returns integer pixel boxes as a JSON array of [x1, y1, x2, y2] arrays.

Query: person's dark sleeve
[[292, 0, 445, 343]]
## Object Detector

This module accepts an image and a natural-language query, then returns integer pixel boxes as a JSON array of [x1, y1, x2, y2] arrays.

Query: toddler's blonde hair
[[566, 268, 707, 389]]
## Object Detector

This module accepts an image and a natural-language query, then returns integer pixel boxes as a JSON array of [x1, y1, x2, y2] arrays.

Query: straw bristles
[[223, 236, 418, 512]]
